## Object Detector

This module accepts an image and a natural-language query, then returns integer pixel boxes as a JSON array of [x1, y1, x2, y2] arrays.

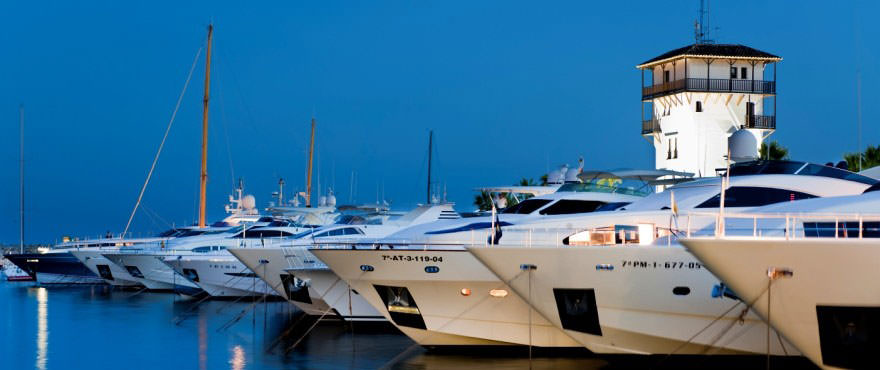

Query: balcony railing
[[642, 114, 774, 134], [642, 78, 776, 100], [641, 119, 659, 135], [746, 114, 776, 129]]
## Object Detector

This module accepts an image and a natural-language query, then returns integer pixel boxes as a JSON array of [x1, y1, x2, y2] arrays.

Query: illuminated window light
[[489, 289, 508, 298], [460, 288, 471, 296]]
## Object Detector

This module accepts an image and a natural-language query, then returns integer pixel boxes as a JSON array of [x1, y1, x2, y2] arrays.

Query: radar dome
[[241, 195, 256, 210], [318, 196, 327, 207], [728, 130, 759, 162], [326, 194, 337, 207]]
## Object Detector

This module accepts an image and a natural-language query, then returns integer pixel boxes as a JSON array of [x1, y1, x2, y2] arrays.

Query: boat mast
[[19, 104, 24, 253], [198, 24, 213, 228], [426, 130, 433, 204], [306, 117, 316, 207]]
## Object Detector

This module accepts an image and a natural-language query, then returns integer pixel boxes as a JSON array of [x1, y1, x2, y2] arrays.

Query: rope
[[122, 45, 203, 237], [652, 281, 774, 369], [377, 268, 529, 368]]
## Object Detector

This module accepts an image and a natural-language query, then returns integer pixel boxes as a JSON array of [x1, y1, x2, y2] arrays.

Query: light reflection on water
[[230, 345, 246, 370], [36, 287, 48, 370]]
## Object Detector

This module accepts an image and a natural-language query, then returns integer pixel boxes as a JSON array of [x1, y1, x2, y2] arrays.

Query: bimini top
[[637, 43, 781, 69], [728, 160, 877, 185]]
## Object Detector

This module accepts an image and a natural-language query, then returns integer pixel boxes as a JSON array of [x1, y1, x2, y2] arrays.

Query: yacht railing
[[683, 211, 880, 240]]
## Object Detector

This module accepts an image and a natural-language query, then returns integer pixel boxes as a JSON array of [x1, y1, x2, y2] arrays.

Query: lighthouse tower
[[638, 29, 781, 177]]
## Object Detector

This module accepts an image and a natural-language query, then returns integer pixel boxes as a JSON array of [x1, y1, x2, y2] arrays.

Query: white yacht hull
[[228, 247, 384, 321], [682, 238, 876, 370], [467, 245, 799, 355], [70, 249, 141, 287], [104, 253, 199, 293], [164, 255, 276, 297], [310, 248, 582, 347]]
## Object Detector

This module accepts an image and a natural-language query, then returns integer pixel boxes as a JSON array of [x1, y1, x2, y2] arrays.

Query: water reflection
[[36, 287, 48, 370], [229, 345, 246, 370]]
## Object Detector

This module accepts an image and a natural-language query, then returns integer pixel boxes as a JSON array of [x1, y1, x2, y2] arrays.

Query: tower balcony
[[642, 78, 776, 100], [745, 114, 775, 130], [642, 114, 775, 135], [641, 119, 660, 135]]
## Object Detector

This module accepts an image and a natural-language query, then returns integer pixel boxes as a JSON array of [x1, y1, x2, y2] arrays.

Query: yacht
[[461, 161, 875, 355], [2, 257, 33, 281], [230, 203, 462, 322], [681, 188, 880, 369], [309, 169, 681, 347], [4, 234, 174, 285]]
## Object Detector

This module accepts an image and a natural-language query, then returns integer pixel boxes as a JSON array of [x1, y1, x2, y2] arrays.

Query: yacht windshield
[[557, 178, 653, 196], [729, 160, 877, 185], [502, 199, 552, 214]]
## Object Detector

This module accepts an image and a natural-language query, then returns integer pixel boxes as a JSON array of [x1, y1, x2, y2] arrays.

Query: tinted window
[[804, 222, 880, 238], [799, 164, 877, 185], [539, 200, 605, 215], [233, 230, 294, 239], [501, 199, 552, 214], [695, 187, 817, 208]]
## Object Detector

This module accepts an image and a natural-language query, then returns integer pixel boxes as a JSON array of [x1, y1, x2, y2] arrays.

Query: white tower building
[[638, 43, 781, 177]]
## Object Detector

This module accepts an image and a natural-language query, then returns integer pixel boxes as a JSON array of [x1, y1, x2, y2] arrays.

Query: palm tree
[[844, 145, 880, 171], [759, 140, 789, 160]]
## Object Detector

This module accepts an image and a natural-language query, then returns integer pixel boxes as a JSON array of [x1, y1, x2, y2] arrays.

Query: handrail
[[642, 78, 776, 99], [684, 211, 880, 240]]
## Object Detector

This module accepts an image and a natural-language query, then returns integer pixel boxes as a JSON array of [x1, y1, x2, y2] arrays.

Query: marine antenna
[[694, 0, 715, 44]]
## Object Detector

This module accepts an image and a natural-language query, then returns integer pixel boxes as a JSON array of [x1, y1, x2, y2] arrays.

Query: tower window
[[741, 67, 748, 79], [695, 101, 702, 112], [674, 138, 678, 159], [663, 70, 670, 83], [729, 67, 737, 79], [667, 139, 672, 160]]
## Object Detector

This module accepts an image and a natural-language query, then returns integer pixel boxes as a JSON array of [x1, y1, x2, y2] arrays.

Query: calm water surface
[[0, 280, 816, 369], [0, 280, 612, 369]]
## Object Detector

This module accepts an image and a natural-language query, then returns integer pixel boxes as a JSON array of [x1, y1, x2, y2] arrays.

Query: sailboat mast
[[306, 117, 316, 207], [198, 24, 213, 228], [426, 130, 433, 204], [19, 104, 24, 253]]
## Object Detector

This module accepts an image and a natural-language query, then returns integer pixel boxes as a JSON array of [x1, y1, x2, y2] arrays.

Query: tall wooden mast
[[305, 117, 316, 207], [198, 24, 213, 228]]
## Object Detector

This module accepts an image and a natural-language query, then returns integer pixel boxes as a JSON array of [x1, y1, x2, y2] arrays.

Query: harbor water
[[0, 280, 819, 369]]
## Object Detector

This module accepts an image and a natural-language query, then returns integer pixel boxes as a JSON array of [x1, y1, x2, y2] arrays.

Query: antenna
[[19, 104, 24, 254], [695, 0, 714, 44], [426, 130, 433, 204], [857, 71, 863, 170]]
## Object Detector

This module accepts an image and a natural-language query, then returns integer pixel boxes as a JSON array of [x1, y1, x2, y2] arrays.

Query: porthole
[[672, 286, 691, 296]]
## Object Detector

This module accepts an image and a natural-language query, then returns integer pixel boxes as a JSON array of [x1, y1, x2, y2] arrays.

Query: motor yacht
[[309, 169, 683, 347], [681, 188, 880, 369], [461, 161, 875, 355]]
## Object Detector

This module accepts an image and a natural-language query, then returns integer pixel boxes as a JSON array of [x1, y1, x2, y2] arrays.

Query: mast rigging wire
[[122, 46, 204, 237]]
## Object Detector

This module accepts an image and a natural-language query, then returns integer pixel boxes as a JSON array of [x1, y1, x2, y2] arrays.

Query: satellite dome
[[728, 130, 759, 162], [241, 195, 256, 210], [318, 196, 327, 207], [326, 194, 337, 207]]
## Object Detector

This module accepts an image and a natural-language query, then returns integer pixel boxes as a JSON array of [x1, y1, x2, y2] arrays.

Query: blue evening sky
[[1, 1, 878, 243]]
